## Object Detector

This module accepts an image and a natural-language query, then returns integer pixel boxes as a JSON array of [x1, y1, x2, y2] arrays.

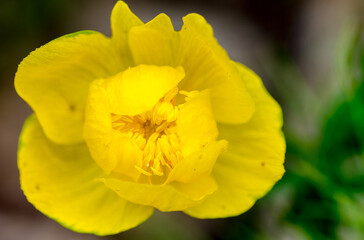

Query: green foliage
[[283, 24, 364, 240]]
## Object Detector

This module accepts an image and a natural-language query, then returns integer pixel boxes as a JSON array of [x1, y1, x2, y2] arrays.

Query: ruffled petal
[[83, 79, 114, 173], [111, 1, 143, 38], [144, 13, 176, 39], [128, 14, 177, 66], [104, 65, 184, 116], [18, 115, 153, 235], [170, 176, 218, 200], [15, 31, 124, 144], [101, 178, 202, 212], [165, 90, 227, 183], [84, 65, 184, 179], [168, 140, 227, 183], [177, 90, 218, 157], [110, 0, 143, 67], [184, 62, 285, 218], [176, 14, 255, 124], [109, 130, 143, 181]]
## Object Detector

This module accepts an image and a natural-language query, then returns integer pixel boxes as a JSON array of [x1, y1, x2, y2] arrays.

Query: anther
[[111, 87, 185, 178]]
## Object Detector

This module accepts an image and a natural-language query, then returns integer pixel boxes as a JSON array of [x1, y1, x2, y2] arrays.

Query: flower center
[[111, 87, 182, 177]]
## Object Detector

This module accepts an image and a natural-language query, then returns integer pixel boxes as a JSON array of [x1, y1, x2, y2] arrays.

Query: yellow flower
[[15, 1, 285, 236]]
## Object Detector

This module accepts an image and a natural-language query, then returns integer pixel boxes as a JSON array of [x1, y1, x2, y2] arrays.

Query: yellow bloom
[[15, 1, 285, 236]]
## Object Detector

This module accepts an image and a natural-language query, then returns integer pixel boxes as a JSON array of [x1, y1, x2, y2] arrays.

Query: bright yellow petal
[[165, 90, 227, 183], [110, 0, 143, 66], [176, 14, 255, 125], [168, 140, 227, 183], [144, 13, 176, 39], [15, 31, 124, 144], [83, 80, 143, 179], [18, 115, 153, 235], [177, 90, 218, 157], [101, 178, 202, 212], [129, 27, 172, 66], [83, 79, 114, 173], [128, 14, 177, 66], [184, 62, 285, 218], [110, 130, 143, 181], [104, 65, 185, 116], [83, 79, 144, 179], [111, 1, 143, 38], [170, 175, 218, 201], [84, 65, 184, 178]]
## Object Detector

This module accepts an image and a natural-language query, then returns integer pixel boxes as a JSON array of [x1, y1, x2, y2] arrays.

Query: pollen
[[111, 87, 183, 177]]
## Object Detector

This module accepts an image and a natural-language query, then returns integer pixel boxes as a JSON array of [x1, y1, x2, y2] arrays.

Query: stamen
[[111, 87, 186, 178], [164, 87, 179, 102], [179, 90, 199, 102], [168, 133, 180, 150], [166, 108, 178, 122], [155, 121, 169, 133], [135, 165, 152, 176]]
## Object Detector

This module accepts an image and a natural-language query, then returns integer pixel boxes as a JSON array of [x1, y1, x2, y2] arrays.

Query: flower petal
[[128, 13, 177, 66], [168, 140, 227, 183], [15, 31, 123, 144], [167, 90, 227, 183], [111, 0, 143, 66], [83, 80, 114, 172], [109, 130, 143, 180], [84, 65, 184, 178], [165, 90, 227, 183], [177, 90, 218, 157], [144, 13, 176, 39], [184, 62, 285, 218], [104, 65, 185, 116], [101, 178, 202, 212], [176, 14, 255, 125], [170, 176, 218, 201], [83, 78, 144, 179], [111, 1, 143, 39], [18, 115, 153, 235]]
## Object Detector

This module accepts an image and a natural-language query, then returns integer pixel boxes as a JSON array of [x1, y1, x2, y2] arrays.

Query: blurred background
[[1, 0, 364, 239]]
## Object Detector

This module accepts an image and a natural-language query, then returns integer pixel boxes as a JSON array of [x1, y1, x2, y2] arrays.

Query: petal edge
[[18, 115, 153, 235]]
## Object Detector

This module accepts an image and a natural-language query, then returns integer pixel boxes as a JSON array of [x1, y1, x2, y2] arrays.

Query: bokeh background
[[1, 0, 364, 239]]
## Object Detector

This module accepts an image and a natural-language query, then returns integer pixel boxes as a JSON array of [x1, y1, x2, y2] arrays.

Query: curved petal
[[110, 0, 143, 67], [167, 140, 227, 183], [170, 176, 218, 200], [111, 1, 143, 39], [166, 90, 227, 183], [18, 115, 153, 235], [84, 65, 184, 178], [15, 31, 124, 144], [128, 14, 177, 66], [101, 178, 202, 212], [176, 14, 255, 125], [110, 130, 143, 181], [83, 79, 114, 173], [184, 62, 285, 218], [144, 13, 176, 39], [105, 65, 185, 116], [177, 90, 218, 157]]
